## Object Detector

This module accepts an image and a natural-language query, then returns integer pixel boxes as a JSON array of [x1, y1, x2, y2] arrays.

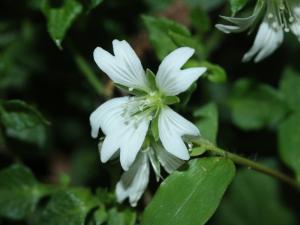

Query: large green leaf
[[0, 164, 45, 220], [42, 0, 83, 48], [36, 189, 98, 225], [279, 112, 300, 181], [142, 15, 190, 59], [142, 157, 235, 225], [193, 102, 219, 143], [280, 68, 300, 112], [0, 99, 49, 147], [229, 79, 288, 130], [214, 165, 296, 225]]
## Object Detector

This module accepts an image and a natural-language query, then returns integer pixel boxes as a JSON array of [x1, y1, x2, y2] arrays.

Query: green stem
[[193, 139, 300, 191], [72, 50, 109, 97]]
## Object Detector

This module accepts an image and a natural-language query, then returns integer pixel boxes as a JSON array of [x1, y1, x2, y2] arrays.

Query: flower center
[[122, 91, 163, 127], [267, 0, 298, 32]]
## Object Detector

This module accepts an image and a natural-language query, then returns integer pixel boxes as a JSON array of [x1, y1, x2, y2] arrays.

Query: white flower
[[90, 40, 205, 171], [216, 0, 300, 62], [116, 142, 183, 207]]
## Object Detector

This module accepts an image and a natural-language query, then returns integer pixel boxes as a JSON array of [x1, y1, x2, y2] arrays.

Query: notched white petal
[[156, 47, 205, 96], [153, 142, 184, 174], [158, 107, 200, 160], [116, 152, 150, 207], [94, 40, 149, 91], [89, 97, 129, 138], [242, 22, 283, 62]]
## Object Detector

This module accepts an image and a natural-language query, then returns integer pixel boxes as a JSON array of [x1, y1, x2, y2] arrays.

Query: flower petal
[[152, 142, 184, 174], [116, 152, 150, 207], [158, 106, 200, 160], [120, 117, 150, 171], [155, 47, 206, 96], [89, 97, 129, 138], [94, 40, 149, 91], [242, 22, 283, 62]]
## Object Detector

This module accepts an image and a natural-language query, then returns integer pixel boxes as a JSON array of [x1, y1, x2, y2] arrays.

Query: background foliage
[[1, 0, 300, 224]]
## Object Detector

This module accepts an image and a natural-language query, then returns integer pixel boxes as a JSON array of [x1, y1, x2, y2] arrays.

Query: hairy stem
[[193, 139, 300, 190]]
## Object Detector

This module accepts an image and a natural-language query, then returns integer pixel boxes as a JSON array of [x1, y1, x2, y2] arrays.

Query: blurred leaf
[[0, 100, 49, 147], [142, 157, 235, 225], [88, 206, 107, 225], [279, 112, 300, 181], [214, 165, 296, 225], [0, 22, 43, 90], [200, 61, 226, 83], [280, 68, 300, 112], [142, 15, 190, 59], [169, 31, 206, 59], [87, 0, 103, 12], [190, 7, 211, 33], [186, 0, 226, 11], [42, 0, 83, 48], [229, 79, 288, 130], [107, 208, 136, 225], [230, 0, 248, 15], [193, 102, 218, 143], [0, 164, 46, 220], [36, 189, 98, 225]]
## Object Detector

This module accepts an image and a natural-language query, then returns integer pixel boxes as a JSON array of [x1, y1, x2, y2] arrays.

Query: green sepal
[[151, 111, 160, 142], [114, 83, 147, 96], [190, 146, 207, 157], [163, 96, 180, 105], [146, 69, 157, 91]]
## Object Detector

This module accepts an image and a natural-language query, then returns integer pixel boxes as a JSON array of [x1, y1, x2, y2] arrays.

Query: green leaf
[[230, 0, 248, 15], [214, 164, 296, 225], [42, 0, 83, 48], [193, 103, 218, 143], [36, 189, 98, 225], [279, 112, 300, 181], [229, 79, 288, 130], [190, 146, 207, 157], [142, 15, 190, 59], [0, 164, 45, 220], [0, 100, 49, 147], [142, 157, 235, 225], [107, 208, 136, 225], [280, 68, 300, 112], [88, 206, 107, 225], [200, 61, 226, 83]]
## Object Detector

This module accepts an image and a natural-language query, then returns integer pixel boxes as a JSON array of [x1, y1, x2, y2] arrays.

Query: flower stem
[[193, 139, 300, 191]]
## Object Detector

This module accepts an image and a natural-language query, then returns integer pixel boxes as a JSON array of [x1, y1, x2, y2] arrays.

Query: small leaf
[[36, 188, 98, 225], [229, 79, 288, 130], [0, 164, 46, 220], [200, 61, 226, 83], [0, 99, 49, 147], [280, 67, 300, 112], [142, 15, 190, 59], [194, 102, 219, 143], [214, 163, 296, 225], [278, 112, 300, 181], [230, 0, 248, 15], [107, 208, 136, 225], [42, 0, 83, 48], [87, 0, 103, 12], [190, 146, 206, 157], [142, 157, 235, 225], [90, 206, 107, 225]]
